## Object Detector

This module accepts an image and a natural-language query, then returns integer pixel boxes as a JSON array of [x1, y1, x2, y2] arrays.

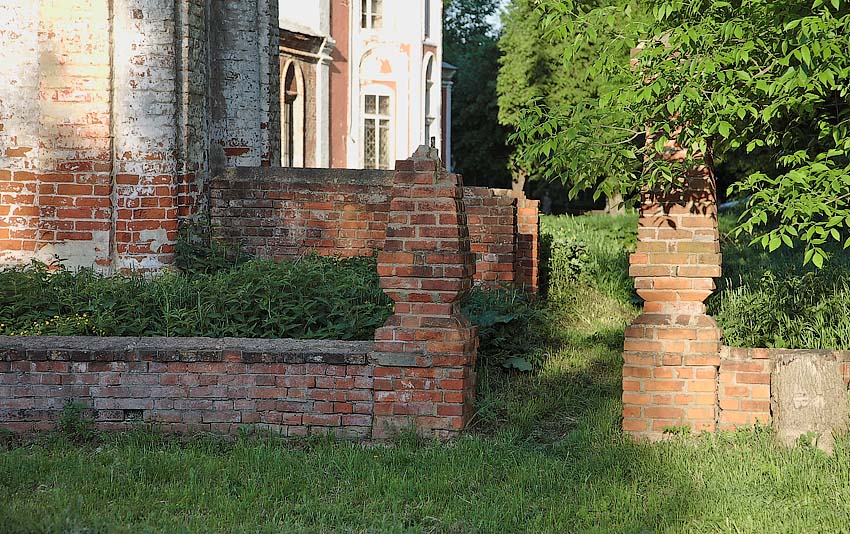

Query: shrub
[[461, 285, 547, 369], [0, 256, 392, 341], [709, 212, 850, 350], [57, 400, 95, 442], [540, 213, 638, 306]]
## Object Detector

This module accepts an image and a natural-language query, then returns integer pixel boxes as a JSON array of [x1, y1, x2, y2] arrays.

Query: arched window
[[424, 56, 435, 147], [281, 62, 304, 167]]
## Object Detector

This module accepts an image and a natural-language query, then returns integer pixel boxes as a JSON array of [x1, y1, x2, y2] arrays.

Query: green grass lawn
[[3, 213, 850, 533]]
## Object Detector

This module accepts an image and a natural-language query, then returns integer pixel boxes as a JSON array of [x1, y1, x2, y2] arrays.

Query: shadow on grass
[[468, 316, 703, 533]]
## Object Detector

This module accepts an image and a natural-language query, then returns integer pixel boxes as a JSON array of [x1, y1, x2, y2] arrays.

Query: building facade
[[279, 0, 446, 170], [0, 0, 280, 271]]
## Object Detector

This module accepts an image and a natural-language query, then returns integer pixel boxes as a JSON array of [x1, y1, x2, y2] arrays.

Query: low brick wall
[[2, 149, 483, 440], [209, 167, 540, 291], [718, 347, 850, 430], [0, 336, 374, 438]]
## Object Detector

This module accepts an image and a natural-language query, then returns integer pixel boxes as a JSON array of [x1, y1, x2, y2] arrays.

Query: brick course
[[0, 336, 374, 438]]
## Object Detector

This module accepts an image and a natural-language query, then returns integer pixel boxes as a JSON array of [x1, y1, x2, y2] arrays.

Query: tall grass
[[0, 256, 392, 340], [710, 212, 850, 350]]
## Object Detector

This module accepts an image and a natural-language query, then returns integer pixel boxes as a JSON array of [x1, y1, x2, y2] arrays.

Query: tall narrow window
[[281, 62, 304, 167], [424, 58, 435, 146], [424, 0, 431, 38], [361, 0, 383, 29], [363, 94, 391, 169]]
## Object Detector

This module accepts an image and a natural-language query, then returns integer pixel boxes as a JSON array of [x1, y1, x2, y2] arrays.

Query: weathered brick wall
[[464, 188, 517, 284], [0, 149, 512, 440], [717, 347, 850, 430], [515, 194, 541, 293], [0, 336, 373, 438], [0, 0, 114, 268], [209, 0, 280, 169], [211, 167, 391, 258], [210, 167, 540, 290], [0, 0, 280, 271]]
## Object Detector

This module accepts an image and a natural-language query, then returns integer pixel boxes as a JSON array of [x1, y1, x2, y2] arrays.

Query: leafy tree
[[443, 0, 512, 187], [512, 0, 850, 265], [497, 0, 640, 204]]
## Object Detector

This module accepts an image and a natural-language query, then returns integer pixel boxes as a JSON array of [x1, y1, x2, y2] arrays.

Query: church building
[[278, 0, 450, 170]]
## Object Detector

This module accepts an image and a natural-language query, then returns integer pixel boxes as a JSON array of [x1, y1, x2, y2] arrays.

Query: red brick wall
[[0, 337, 373, 438], [463, 187, 516, 284], [515, 194, 540, 293], [717, 347, 850, 430], [624, 146, 850, 437], [0, 150, 493, 440], [210, 168, 391, 259], [210, 167, 540, 290]]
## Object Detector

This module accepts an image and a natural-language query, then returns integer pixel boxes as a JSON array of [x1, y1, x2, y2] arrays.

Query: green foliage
[[513, 0, 850, 264], [57, 401, 95, 443], [461, 285, 546, 369], [443, 0, 512, 187], [541, 212, 638, 305], [498, 0, 644, 193], [0, 256, 392, 341], [709, 213, 850, 349], [174, 223, 247, 277]]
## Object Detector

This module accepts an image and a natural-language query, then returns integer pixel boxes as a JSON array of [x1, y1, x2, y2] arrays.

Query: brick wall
[[0, 0, 280, 271], [464, 188, 517, 284], [210, 167, 540, 290], [0, 336, 373, 438], [717, 347, 850, 430], [0, 149, 505, 440]]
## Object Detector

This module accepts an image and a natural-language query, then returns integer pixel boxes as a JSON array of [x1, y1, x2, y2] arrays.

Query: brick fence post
[[514, 194, 540, 293], [372, 146, 478, 439], [623, 151, 722, 440]]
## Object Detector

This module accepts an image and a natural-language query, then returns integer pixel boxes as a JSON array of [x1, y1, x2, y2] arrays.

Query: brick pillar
[[514, 194, 540, 293], [372, 146, 478, 439], [112, 0, 180, 270], [623, 153, 722, 440], [209, 0, 280, 169]]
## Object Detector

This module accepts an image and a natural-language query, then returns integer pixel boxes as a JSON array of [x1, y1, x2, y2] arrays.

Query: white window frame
[[361, 0, 383, 29], [362, 92, 393, 170]]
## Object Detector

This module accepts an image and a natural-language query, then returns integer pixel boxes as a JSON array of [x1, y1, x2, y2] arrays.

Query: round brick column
[[623, 154, 722, 440]]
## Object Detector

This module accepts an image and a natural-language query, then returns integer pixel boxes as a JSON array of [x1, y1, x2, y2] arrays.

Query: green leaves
[[508, 0, 850, 267]]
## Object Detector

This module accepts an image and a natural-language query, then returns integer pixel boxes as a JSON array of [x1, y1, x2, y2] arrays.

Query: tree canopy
[[509, 0, 850, 265]]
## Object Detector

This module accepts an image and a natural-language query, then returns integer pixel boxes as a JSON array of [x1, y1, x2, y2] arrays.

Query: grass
[[709, 210, 850, 350], [3, 212, 850, 532]]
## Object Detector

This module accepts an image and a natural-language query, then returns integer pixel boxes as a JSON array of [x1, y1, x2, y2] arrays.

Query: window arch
[[423, 55, 437, 147], [281, 61, 305, 167]]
